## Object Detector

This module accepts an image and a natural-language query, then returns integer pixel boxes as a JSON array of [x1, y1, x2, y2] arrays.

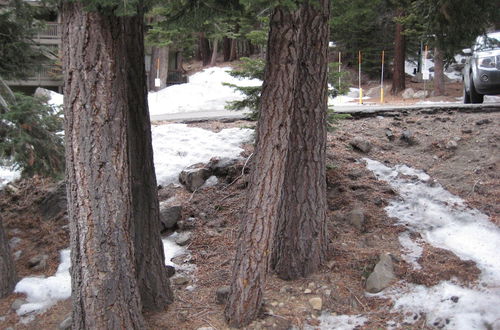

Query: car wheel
[[470, 77, 484, 103], [463, 83, 471, 104]]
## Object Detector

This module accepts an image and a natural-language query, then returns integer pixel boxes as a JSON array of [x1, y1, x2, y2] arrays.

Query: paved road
[[150, 102, 500, 122]]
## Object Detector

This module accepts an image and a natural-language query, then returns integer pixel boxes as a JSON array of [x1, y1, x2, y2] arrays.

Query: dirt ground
[[0, 88, 498, 329]]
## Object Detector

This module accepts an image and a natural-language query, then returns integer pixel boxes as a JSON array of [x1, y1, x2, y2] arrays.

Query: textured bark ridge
[[0, 217, 17, 298], [62, 3, 171, 328], [391, 10, 406, 95], [272, 0, 330, 280], [224, 6, 302, 327], [434, 46, 446, 96]]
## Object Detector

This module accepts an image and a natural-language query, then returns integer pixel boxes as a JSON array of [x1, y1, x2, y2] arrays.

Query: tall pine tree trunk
[[62, 2, 171, 327], [224, 6, 301, 328], [229, 38, 238, 61], [198, 32, 211, 66], [210, 38, 218, 66], [271, 0, 329, 280], [433, 46, 446, 95], [124, 10, 174, 312], [223, 37, 231, 61], [0, 216, 16, 298], [391, 9, 406, 95], [148, 45, 169, 91]]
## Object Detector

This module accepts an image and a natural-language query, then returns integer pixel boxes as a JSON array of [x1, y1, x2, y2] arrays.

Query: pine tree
[[62, 0, 172, 327]]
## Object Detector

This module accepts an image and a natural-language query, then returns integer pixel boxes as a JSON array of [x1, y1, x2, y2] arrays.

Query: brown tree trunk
[[229, 38, 238, 61], [210, 38, 219, 66], [124, 9, 174, 312], [223, 37, 231, 61], [62, 2, 171, 328], [271, 0, 330, 280], [0, 216, 16, 298], [433, 46, 446, 96], [199, 32, 211, 66], [224, 6, 302, 328], [391, 10, 406, 95], [148, 45, 170, 91]]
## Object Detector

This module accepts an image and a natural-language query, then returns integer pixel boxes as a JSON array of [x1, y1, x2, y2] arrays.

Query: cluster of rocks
[[401, 88, 429, 100]]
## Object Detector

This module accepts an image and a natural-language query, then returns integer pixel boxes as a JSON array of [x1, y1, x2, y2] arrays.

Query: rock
[[215, 286, 231, 305], [402, 88, 415, 99], [461, 128, 472, 134], [400, 127, 415, 144], [413, 90, 428, 99], [174, 232, 192, 246], [309, 297, 323, 311], [385, 128, 395, 141], [476, 119, 492, 126], [451, 296, 459, 303], [11, 298, 26, 312], [159, 205, 182, 230], [59, 315, 72, 330], [28, 254, 48, 271], [350, 137, 372, 153], [165, 265, 176, 278], [347, 207, 365, 231], [207, 157, 238, 177], [171, 253, 190, 264], [172, 276, 190, 286], [197, 327, 215, 330], [366, 86, 381, 98], [365, 253, 396, 293], [8, 237, 21, 249], [38, 182, 67, 221], [179, 165, 212, 192], [445, 140, 458, 150], [304, 289, 312, 294]]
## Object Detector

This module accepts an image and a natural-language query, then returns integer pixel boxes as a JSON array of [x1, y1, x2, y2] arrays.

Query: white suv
[[463, 31, 500, 103]]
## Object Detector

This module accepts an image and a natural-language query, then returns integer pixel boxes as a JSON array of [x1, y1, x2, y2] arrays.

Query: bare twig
[[344, 286, 368, 311], [221, 152, 254, 191]]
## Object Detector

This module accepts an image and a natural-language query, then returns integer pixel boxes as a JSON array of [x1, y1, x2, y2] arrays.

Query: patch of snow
[[329, 88, 371, 106], [14, 250, 71, 316], [398, 232, 423, 270], [14, 236, 189, 317], [152, 124, 253, 186], [0, 165, 21, 189], [148, 67, 261, 116], [308, 313, 367, 330], [202, 175, 218, 187], [364, 158, 500, 329], [46, 90, 63, 107]]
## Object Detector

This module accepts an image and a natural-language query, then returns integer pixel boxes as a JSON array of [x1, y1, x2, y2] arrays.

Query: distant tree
[[224, 0, 330, 326], [62, 0, 172, 327], [330, 0, 394, 78], [391, 7, 406, 94], [0, 216, 17, 298]]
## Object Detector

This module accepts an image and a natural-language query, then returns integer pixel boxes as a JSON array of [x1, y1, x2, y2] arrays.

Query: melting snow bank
[[152, 124, 253, 185], [364, 158, 500, 329], [14, 237, 188, 318], [148, 66, 261, 116]]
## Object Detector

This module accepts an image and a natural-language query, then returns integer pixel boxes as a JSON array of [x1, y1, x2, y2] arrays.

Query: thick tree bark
[[210, 38, 219, 66], [148, 45, 170, 91], [391, 10, 406, 95], [62, 2, 172, 328], [224, 6, 301, 328], [124, 10, 174, 312], [433, 46, 446, 96], [271, 0, 330, 280], [198, 32, 211, 66], [0, 216, 17, 298]]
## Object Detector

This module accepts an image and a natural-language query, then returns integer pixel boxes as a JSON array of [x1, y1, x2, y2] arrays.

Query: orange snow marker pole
[[380, 50, 385, 103], [358, 51, 363, 104]]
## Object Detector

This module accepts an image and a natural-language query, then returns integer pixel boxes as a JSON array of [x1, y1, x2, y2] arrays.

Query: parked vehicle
[[462, 31, 500, 103]]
